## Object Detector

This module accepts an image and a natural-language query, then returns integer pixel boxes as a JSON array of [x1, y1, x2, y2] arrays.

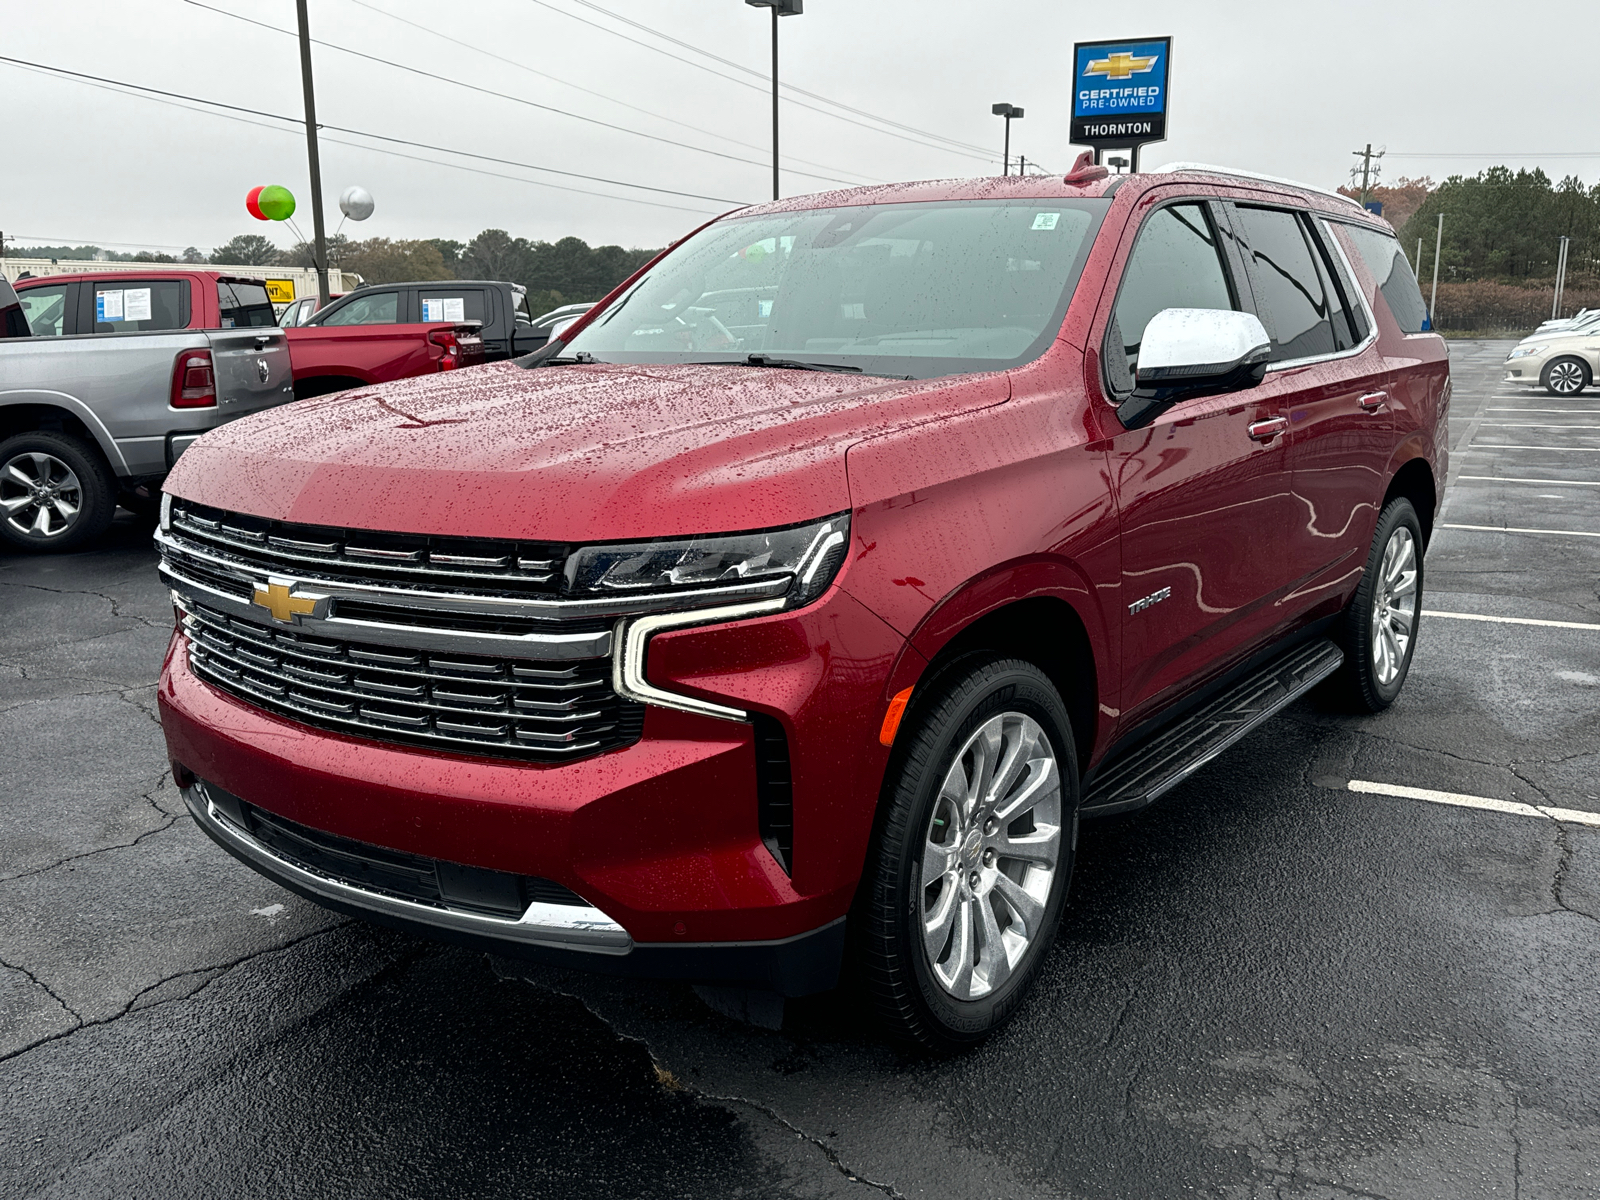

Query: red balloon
[[245, 186, 268, 221]]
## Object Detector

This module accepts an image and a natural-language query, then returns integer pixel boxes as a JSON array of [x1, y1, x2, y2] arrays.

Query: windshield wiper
[[537, 351, 601, 366], [742, 354, 861, 374]]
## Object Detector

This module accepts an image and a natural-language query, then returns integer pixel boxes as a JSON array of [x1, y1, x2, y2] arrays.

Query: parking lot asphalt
[[2, 338, 1597, 1199]]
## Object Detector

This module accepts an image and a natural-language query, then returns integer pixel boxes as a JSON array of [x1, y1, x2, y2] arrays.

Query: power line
[[178, 0, 860, 188], [523, 0, 999, 168], [0, 55, 745, 211], [339, 0, 877, 188], [566, 0, 995, 158], [1386, 151, 1600, 159]]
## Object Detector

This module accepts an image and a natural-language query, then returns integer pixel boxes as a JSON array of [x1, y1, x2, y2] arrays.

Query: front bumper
[[157, 583, 911, 995]]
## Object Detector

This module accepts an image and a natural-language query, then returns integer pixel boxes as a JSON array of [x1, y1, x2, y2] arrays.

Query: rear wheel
[[0, 432, 117, 552], [861, 658, 1078, 1051], [1542, 356, 1590, 396], [1334, 497, 1424, 712]]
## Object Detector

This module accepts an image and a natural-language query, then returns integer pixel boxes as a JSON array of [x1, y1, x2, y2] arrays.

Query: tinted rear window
[[1233, 207, 1339, 362], [316, 291, 400, 326], [94, 280, 187, 333], [420, 290, 486, 324], [1339, 223, 1431, 334], [217, 281, 278, 328]]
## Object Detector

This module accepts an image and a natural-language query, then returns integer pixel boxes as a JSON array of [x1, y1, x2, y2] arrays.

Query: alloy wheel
[[1, 451, 83, 540], [919, 711, 1062, 1001], [1548, 360, 1586, 394], [1370, 525, 1418, 686]]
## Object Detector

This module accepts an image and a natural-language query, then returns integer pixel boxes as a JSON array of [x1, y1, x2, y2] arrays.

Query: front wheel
[[1335, 497, 1424, 712], [860, 658, 1078, 1051], [1542, 356, 1591, 396]]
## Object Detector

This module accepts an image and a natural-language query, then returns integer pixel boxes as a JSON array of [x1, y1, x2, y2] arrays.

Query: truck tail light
[[170, 349, 217, 408], [428, 329, 461, 371]]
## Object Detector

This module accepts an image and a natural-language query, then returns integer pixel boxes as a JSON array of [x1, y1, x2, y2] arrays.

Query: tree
[[129, 251, 177, 263], [338, 238, 455, 284], [1337, 176, 1434, 234], [426, 238, 465, 274], [459, 229, 530, 282], [280, 234, 352, 268], [180, 246, 207, 264], [211, 234, 281, 266]]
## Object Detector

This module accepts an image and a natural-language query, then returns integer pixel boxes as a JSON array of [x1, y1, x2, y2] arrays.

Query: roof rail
[[1151, 162, 1366, 211]]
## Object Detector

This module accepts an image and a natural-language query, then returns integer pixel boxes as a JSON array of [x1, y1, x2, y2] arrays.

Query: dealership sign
[[1071, 37, 1171, 150]]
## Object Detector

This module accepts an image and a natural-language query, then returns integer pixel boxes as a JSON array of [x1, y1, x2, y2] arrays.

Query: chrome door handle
[[1358, 391, 1389, 412], [1247, 416, 1288, 442]]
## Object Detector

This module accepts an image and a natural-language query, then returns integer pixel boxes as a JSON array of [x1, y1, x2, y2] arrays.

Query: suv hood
[[165, 360, 1008, 540]]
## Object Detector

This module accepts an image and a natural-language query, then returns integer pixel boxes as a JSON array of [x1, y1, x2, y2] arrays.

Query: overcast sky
[[5, 0, 1596, 257]]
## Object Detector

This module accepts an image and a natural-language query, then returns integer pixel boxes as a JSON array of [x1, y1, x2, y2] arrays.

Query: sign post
[[1070, 37, 1171, 172]]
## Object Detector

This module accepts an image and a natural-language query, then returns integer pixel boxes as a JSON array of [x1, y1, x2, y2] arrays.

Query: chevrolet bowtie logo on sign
[[1084, 51, 1159, 81], [251, 578, 330, 624], [1071, 36, 1172, 150]]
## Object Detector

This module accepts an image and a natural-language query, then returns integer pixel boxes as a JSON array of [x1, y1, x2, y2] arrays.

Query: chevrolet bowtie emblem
[[251, 578, 329, 624], [1085, 51, 1159, 80]]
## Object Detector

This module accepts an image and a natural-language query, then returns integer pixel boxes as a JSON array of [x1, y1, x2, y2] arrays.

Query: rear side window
[[317, 291, 399, 326], [419, 290, 486, 324], [217, 281, 277, 328], [18, 284, 70, 336], [1106, 202, 1237, 393], [93, 280, 187, 333], [1232, 207, 1340, 362], [1339, 223, 1431, 334]]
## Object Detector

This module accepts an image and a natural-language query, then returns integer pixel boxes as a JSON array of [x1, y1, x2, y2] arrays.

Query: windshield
[[563, 199, 1108, 379]]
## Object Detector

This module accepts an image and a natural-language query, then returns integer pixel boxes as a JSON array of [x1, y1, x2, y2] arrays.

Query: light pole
[[746, 0, 803, 201], [991, 103, 1023, 175]]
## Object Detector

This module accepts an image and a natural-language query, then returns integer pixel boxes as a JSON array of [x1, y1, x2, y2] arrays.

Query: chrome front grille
[[180, 600, 644, 760]]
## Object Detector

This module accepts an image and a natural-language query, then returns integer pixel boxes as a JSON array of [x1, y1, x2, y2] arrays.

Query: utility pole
[[1351, 143, 1385, 206], [296, 0, 330, 307], [1553, 235, 1570, 319], [1430, 213, 1444, 327], [746, 0, 803, 202], [1018, 155, 1025, 176], [1416, 237, 1423, 276]]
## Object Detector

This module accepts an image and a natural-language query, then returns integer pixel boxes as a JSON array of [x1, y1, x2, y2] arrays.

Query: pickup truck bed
[[286, 322, 485, 400]]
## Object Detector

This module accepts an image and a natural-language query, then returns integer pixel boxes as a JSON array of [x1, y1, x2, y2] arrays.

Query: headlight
[[1506, 345, 1546, 360], [565, 513, 850, 609]]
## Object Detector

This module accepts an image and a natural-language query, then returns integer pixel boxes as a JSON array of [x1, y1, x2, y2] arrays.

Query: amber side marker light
[[879, 686, 915, 747]]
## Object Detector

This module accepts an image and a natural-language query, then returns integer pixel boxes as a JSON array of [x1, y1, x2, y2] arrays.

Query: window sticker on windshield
[[758, 298, 773, 318], [123, 288, 152, 321], [96, 290, 124, 322], [1032, 213, 1062, 231], [423, 297, 465, 322]]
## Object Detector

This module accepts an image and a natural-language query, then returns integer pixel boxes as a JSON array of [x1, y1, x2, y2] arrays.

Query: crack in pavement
[[0, 787, 176, 884], [0, 955, 83, 1026], [0, 922, 350, 1066], [504, 970, 906, 1198], [0, 578, 169, 631]]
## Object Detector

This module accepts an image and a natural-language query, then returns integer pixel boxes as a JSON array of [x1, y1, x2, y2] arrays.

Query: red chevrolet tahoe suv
[[155, 164, 1448, 1049]]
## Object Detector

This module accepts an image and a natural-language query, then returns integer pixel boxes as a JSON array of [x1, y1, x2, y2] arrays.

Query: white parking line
[[1461, 445, 1600, 453], [1480, 422, 1600, 430], [1348, 780, 1600, 827], [1440, 523, 1600, 538], [1488, 408, 1600, 414], [1423, 609, 1600, 631], [1457, 476, 1600, 487]]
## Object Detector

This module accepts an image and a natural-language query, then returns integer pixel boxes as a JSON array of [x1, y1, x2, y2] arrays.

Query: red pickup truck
[[157, 165, 1447, 1049], [286, 311, 485, 400]]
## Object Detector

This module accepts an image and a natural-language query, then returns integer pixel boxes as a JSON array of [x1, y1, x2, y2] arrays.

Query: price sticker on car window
[[96, 290, 124, 322], [1031, 213, 1061, 231], [423, 297, 465, 322], [123, 288, 152, 321]]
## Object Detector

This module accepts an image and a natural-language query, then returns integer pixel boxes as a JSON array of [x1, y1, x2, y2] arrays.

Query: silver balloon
[[339, 186, 374, 222]]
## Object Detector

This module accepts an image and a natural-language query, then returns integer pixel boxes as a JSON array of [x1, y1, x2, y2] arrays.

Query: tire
[[1542, 356, 1590, 396], [1334, 497, 1424, 712], [861, 657, 1078, 1052], [0, 432, 118, 553]]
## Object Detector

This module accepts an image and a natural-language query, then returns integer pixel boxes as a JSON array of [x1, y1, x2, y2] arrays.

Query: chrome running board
[[1080, 638, 1344, 818]]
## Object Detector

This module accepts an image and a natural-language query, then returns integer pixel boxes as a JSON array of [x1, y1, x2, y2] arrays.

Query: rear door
[[418, 285, 497, 353], [1099, 197, 1295, 726], [1226, 204, 1391, 611], [216, 279, 280, 329]]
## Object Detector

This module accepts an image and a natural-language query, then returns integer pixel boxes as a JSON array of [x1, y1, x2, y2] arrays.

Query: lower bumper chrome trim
[[184, 782, 634, 955]]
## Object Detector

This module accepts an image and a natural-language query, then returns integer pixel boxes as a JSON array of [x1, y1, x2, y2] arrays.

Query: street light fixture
[[991, 103, 1024, 176], [746, 0, 804, 201], [1107, 156, 1129, 175]]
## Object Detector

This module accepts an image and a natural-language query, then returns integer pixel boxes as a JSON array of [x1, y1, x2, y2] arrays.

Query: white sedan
[[1504, 329, 1600, 396]]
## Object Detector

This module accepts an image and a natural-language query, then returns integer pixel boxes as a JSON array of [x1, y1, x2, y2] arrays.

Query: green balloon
[[258, 185, 296, 221]]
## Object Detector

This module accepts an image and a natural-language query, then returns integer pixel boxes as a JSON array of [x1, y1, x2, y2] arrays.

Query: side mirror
[[1116, 308, 1272, 430]]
